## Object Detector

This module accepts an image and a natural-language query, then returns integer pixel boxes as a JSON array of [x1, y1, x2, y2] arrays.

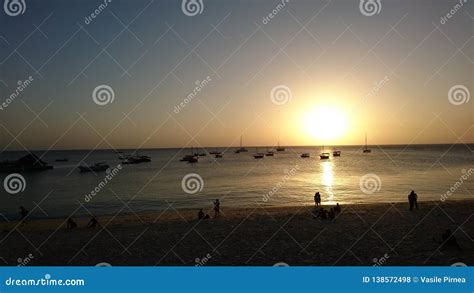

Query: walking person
[[408, 190, 418, 211], [314, 192, 321, 207], [213, 199, 220, 218]]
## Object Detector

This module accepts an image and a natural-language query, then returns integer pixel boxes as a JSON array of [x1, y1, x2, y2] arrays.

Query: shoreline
[[0, 199, 472, 265], [1, 198, 472, 228]]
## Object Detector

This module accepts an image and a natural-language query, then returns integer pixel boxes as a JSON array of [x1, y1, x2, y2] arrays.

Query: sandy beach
[[0, 200, 472, 266]]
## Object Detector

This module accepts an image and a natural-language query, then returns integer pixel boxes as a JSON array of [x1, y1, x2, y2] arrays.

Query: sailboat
[[363, 133, 371, 153], [276, 141, 285, 152], [319, 145, 330, 160], [254, 148, 264, 159], [180, 147, 199, 163], [265, 148, 274, 156], [235, 135, 248, 153]]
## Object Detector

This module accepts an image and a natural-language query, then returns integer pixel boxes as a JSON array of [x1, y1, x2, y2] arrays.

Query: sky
[[0, 0, 473, 151]]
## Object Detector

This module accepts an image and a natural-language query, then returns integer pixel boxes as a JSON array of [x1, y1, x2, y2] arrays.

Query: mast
[[365, 133, 367, 150]]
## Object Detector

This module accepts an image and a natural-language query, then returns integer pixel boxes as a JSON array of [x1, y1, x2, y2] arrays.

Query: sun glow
[[304, 106, 347, 141]]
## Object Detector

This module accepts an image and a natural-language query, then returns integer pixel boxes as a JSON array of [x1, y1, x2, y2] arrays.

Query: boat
[[363, 133, 371, 153], [180, 154, 198, 163], [320, 152, 330, 159], [209, 148, 222, 155], [235, 135, 248, 153], [301, 153, 310, 158], [78, 162, 109, 173], [276, 141, 285, 152], [215, 153, 223, 158], [333, 150, 341, 157], [254, 148, 265, 159], [0, 154, 53, 173], [55, 158, 69, 162], [121, 152, 151, 164], [265, 149, 274, 156], [319, 146, 330, 159]]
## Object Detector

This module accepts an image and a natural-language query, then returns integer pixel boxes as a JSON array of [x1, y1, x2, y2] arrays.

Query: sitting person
[[87, 216, 99, 228], [328, 208, 335, 220], [198, 209, 210, 220], [66, 217, 77, 229], [440, 229, 461, 250], [319, 208, 328, 220]]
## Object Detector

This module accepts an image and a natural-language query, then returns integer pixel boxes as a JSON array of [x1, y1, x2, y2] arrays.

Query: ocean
[[0, 144, 472, 219]]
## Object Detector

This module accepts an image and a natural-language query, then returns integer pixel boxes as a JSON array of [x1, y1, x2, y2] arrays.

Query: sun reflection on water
[[321, 161, 335, 203]]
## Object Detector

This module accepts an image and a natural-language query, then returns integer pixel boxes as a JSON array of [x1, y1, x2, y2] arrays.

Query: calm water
[[0, 145, 473, 219]]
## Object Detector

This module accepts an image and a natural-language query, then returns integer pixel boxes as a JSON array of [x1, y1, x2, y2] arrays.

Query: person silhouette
[[67, 217, 77, 229], [441, 229, 461, 250], [87, 216, 99, 228], [334, 203, 341, 214], [213, 199, 220, 218], [19, 206, 28, 224], [198, 209, 205, 220], [314, 192, 321, 207], [408, 190, 418, 211]]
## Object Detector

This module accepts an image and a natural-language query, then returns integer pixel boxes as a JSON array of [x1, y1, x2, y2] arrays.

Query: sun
[[304, 106, 347, 141]]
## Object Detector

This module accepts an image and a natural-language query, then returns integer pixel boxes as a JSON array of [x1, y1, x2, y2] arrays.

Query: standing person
[[314, 192, 321, 207], [408, 190, 418, 211], [213, 199, 220, 218], [19, 206, 28, 224]]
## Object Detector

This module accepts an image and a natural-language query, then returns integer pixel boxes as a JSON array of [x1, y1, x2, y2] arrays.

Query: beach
[[0, 200, 472, 266]]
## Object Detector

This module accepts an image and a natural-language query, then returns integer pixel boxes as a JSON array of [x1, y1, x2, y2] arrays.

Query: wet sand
[[0, 200, 472, 266]]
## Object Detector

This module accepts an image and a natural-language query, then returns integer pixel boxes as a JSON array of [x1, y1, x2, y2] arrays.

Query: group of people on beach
[[198, 199, 220, 220], [313, 192, 342, 220], [66, 216, 100, 229]]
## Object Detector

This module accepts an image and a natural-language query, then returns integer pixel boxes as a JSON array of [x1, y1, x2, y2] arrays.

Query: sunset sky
[[0, 0, 472, 150]]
